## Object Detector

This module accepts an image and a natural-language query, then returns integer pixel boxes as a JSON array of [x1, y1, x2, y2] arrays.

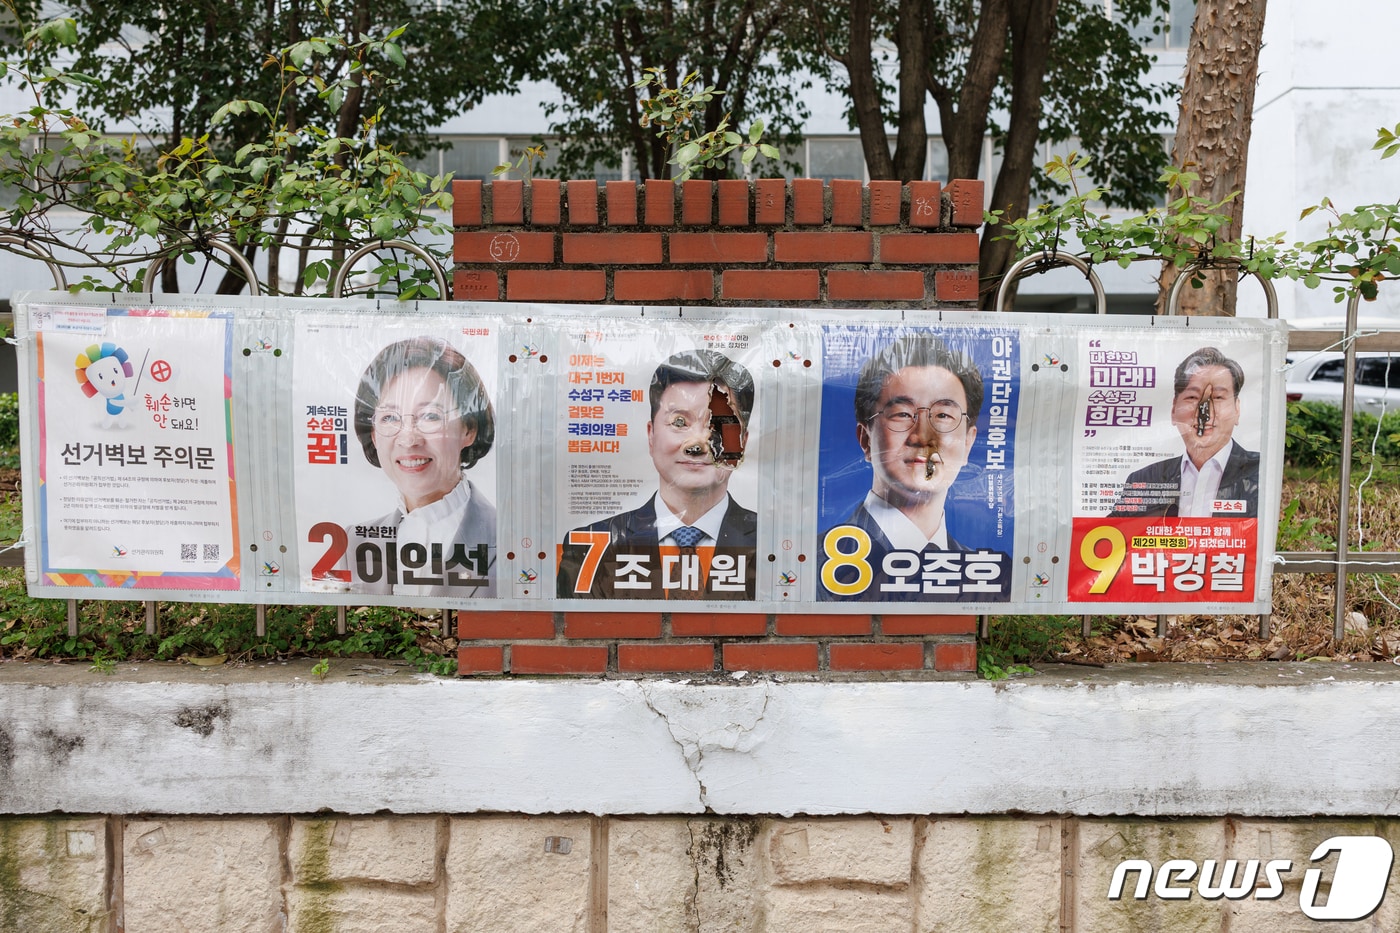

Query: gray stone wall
[[5, 813, 1398, 931]]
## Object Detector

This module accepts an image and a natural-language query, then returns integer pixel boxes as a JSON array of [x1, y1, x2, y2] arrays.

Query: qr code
[[203, 544, 220, 561], [181, 543, 197, 560]]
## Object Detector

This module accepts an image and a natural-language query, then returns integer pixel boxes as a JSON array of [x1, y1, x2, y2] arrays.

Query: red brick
[[491, 180, 524, 223], [644, 180, 675, 225], [511, 644, 609, 675], [670, 233, 768, 264], [458, 645, 504, 674], [530, 179, 561, 224], [562, 233, 663, 264], [453, 269, 499, 301], [614, 271, 714, 301], [829, 643, 925, 672], [606, 181, 638, 225], [908, 181, 943, 228], [671, 612, 767, 636], [682, 180, 713, 224], [755, 178, 786, 224], [454, 231, 555, 264], [828, 270, 924, 301], [831, 179, 863, 225], [567, 180, 599, 225], [774, 613, 872, 636], [936, 270, 979, 302], [880, 232, 980, 264], [868, 180, 902, 225], [946, 179, 985, 227], [774, 232, 873, 263], [458, 610, 554, 639], [721, 270, 820, 301], [882, 614, 977, 636], [506, 270, 607, 301], [563, 612, 662, 638], [717, 179, 749, 225], [934, 641, 978, 672], [792, 178, 825, 225], [618, 644, 715, 673], [453, 179, 483, 226], [723, 642, 818, 672]]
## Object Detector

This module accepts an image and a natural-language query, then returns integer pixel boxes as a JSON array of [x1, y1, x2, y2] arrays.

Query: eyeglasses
[[869, 401, 969, 434], [373, 408, 457, 437]]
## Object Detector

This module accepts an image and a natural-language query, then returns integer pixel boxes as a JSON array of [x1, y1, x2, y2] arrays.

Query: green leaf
[[748, 119, 764, 145], [758, 144, 779, 159], [674, 141, 700, 165], [741, 146, 757, 165], [384, 42, 406, 67]]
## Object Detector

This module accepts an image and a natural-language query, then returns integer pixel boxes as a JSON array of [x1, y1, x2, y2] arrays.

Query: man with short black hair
[[557, 349, 757, 599], [1109, 346, 1260, 518]]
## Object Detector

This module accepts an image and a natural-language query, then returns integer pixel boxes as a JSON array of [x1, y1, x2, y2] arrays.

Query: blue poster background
[[817, 324, 1020, 588]]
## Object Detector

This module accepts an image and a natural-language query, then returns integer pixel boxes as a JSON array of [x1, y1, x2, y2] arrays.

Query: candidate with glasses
[[849, 332, 982, 552], [343, 335, 497, 596]]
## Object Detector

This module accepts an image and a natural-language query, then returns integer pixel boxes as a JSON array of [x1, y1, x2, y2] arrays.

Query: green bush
[[1285, 401, 1400, 470], [0, 391, 17, 470]]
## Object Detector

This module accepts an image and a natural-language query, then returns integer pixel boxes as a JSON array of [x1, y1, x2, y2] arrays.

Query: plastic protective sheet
[[13, 292, 1289, 614]]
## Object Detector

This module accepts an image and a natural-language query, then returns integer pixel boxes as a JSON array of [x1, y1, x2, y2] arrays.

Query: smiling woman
[[342, 336, 498, 597]]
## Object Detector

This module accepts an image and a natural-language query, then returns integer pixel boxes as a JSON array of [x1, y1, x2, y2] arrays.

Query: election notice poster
[[1067, 334, 1266, 604], [554, 321, 764, 601], [291, 313, 501, 599], [35, 306, 239, 589], [815, 324, 1019, 603]]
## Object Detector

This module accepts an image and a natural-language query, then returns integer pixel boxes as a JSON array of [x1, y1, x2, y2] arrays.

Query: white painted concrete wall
[[0, 662, 1394, 818]]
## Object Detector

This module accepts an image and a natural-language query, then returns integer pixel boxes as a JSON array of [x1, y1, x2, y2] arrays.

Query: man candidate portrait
[[820, 332, 1006, 602], [1109, 346, 1260, 518], [557, 349, 758, 599]]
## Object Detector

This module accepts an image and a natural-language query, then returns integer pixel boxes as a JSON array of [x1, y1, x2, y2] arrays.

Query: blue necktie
[[671, 526, 704, 548]]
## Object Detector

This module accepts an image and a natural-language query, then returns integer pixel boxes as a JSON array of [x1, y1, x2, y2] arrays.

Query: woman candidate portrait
[[341, 335, 497, 597]]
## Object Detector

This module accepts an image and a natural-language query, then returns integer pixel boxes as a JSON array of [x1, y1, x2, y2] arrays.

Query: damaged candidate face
[[858, 364, 976, 508], [647, 380, 748, 502]]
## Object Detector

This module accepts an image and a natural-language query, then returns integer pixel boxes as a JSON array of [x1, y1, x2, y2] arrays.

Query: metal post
[[144, 600, 157, 636], [998, 253, 1108, 639], [256, 604, 266, 638], [66, 599, 77, 638], [144, 238, 262, 297], [1334, 292, 1362, 641], [336, 605, 347, 636], [329, 239, 450, 300]]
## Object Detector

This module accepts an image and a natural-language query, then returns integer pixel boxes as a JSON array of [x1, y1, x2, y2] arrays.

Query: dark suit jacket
[[1108, 441, 1260, 518], [557, 493, 758, 599], [817, 501, 1011, 602]]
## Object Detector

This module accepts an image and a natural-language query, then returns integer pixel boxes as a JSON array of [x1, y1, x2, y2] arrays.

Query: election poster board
[[1067, 334, 1267, 605], [30, 305, 239, 589], [290, 312, 501, 600], [12, 293, 1288, 614], [815, 324, 1018, 603], [554, 321, 764, 601]]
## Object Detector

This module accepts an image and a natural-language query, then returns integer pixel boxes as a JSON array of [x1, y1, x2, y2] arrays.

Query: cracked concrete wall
[[5, 814, 1399, 932]]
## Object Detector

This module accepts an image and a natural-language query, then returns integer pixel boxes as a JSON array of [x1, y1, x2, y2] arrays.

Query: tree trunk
[[978, 0, 1058, 310], [846, 0, 896, 179], [1155, 0, 1268, 317], [927, 0, 1010, 181]]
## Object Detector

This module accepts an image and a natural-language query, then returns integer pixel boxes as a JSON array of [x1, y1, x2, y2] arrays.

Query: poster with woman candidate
[[816, 324, 1019, 603], [291, 313, 500, 599], [34, 305, 240, 590], [554, 320, 764, 601], [1068, 333, 1267, 604]]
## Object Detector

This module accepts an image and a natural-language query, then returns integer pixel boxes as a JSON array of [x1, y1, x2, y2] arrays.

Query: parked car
[[1284, 351, 1400, 415]]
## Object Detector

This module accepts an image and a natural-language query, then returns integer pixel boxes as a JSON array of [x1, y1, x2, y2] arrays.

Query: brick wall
[[451, 177, 984, 306], [451, 178, 985, 676]]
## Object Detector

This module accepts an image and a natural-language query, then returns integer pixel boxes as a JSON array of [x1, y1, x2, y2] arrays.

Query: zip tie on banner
[[0, 536, 29, 555], [1273, 329, 1383, 374]]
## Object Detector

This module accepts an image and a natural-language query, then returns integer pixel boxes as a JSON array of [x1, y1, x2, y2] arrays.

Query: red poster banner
[[1068, 516, 1257, 603]]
